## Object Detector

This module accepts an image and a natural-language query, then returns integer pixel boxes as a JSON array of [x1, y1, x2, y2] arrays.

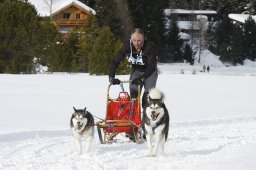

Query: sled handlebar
[[119, 80, 131, 92], [107, 80, 140, 95], [108, 80, 131, 86], [108, 80, 131, 92], [119, 80, 132, 84]]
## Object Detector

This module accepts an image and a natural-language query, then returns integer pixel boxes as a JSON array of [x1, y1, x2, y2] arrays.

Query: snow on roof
[[165, 9, 217, 16], [197, 15, 208, 20], [28, 0, 96, 17], [178, 32, 191, 40], [228, 14, 256, 24]]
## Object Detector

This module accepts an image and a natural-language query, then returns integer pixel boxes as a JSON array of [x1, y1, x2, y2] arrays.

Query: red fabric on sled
[[104, 92, 141, 133]]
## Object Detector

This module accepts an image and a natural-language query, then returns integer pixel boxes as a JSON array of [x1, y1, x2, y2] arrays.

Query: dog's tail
[[148, 88, 164, 102]]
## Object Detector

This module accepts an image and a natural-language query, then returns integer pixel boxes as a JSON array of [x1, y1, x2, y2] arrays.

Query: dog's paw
[[146, 148, 155, 157], [151, 149, 157, 157], [147, 152, 157, 157], [146, 147, 158, 157]]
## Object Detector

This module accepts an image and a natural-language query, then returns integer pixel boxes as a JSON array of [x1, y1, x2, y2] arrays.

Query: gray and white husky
[[142, 88, 169, 156], [70, 107, 94, 154]]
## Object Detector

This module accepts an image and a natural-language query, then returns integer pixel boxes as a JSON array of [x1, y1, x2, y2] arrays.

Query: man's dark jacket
[[109, 40, 157, 79]]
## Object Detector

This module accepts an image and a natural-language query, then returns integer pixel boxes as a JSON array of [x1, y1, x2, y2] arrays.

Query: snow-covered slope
[[1, 64, 256, 170]]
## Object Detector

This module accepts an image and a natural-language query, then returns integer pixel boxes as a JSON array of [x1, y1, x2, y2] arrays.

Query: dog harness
[[152, 124, 157, 134], [77, 124, 92, 135]]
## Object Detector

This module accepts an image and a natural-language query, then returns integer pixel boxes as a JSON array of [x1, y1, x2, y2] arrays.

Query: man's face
[[131, 32, 144, 52]]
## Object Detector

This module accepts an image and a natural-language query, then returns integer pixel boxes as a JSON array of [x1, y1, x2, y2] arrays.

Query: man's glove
[[132, 77, 143, 85], [109, 77, 121, 85]]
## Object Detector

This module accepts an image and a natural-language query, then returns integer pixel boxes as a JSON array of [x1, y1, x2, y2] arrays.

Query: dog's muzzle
[[151, 111, 159, 121], [76, 122, 83, 130]]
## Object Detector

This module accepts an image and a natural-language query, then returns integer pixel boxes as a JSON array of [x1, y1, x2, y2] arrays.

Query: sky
[[1, 51, 256, 169]]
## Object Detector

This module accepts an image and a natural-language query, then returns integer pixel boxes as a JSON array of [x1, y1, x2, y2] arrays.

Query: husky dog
[[142, 88, 169, 156], [70, 107, 94, 154]]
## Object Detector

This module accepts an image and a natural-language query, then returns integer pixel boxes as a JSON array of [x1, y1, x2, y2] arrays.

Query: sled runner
[[96, 81, 141, 144]]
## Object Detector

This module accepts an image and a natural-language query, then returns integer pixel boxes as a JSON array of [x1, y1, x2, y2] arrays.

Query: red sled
[[96, 81, 141, 144]]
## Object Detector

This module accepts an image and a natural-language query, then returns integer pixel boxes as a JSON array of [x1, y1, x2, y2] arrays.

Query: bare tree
[[114, 0, 133, 40], [43, 0, 53, 18], [197, 15, 207, 63]]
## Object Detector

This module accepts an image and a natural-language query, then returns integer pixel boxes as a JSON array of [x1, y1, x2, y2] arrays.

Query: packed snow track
[[1, 116, 256, 170]]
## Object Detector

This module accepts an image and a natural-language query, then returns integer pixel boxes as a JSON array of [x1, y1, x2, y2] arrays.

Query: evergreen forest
[[0, 0, 256, 74]]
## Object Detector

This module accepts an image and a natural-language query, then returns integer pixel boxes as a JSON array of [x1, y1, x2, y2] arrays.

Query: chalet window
[[59, 26, 70, 33], [76, 13, 80, 19], [63, 13, 70, 19]]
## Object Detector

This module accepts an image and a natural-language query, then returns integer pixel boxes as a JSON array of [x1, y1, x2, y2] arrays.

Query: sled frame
[[96, 81, 141, 144]]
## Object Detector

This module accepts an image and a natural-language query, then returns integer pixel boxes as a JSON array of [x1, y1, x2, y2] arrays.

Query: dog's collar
[[79, 123, 94, 134]]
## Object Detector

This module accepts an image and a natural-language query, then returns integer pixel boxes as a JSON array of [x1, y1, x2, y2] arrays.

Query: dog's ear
[[73, 107, 76, 112], [160, 93, 165, 102], [84, 107, 87, 113]]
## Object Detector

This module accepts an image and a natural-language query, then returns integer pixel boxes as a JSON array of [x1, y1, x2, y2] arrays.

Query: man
[[109, 28, 158, 108]]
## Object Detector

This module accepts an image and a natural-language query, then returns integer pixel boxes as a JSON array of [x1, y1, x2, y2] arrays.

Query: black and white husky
[[70, 107, 94, 154], [142, 88, 169, 156]]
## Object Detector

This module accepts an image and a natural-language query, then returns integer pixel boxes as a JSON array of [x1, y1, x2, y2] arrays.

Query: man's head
[[131, 28, 144, 52]]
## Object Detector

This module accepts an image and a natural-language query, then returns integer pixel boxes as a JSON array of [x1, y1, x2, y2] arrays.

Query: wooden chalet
[[28, 0, 96, 37]]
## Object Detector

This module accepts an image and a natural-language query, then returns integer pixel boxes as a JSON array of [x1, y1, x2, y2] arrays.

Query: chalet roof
[[165, 9, 217, 16], [28, 0, 96, 17], [228, 14, 256, 24]]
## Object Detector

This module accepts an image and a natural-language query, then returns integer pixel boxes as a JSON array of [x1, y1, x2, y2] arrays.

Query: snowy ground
[[1, 63, 256, 170]]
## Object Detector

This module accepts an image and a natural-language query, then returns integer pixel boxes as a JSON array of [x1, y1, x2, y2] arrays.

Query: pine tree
[[35, 17, 62, 68], [47, 33, 79, 72], [94, 0, 122, 37], [251, 0, 256, 14], [204, 21, 216, 54], [167, 16, 183, 62], [66, 34, 79, 72], [184, 44, 194, 65], [243, 16, 256, 61], [0, 0, 63, 73], [215, 17, 233, 62], [0, 1, 40, 73], [78, 0, 96, 7], [230, 24, 244, 65], [172, 0, 189, 9], [88, 26, 124, 75], [75, 16, 101, 72], [188, 0, 200, 10], [127, 0, 168, 61]]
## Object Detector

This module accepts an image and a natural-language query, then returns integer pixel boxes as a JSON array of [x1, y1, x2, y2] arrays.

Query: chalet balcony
[[53, 19, 86, 26]]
